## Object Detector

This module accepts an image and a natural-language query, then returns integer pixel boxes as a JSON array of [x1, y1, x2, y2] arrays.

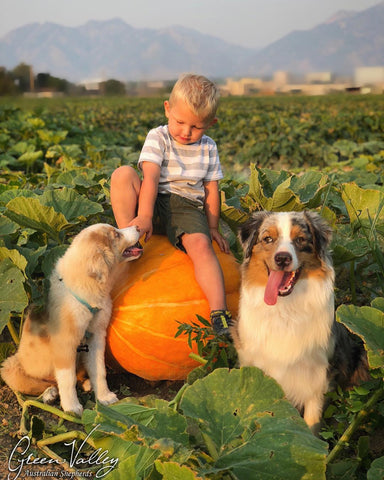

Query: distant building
[[305, 72, 332, 84], [81, 79, 103, 93], [276, 83, 349, 95], [355, 67, 384, 85], [273, 71, 290, 88], [220, 68, 384, 97], [273, 71, 346, 95], [221, 77, 263, 96]]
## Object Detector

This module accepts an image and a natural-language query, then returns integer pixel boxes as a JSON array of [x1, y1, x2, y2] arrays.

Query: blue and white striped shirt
[[138, 125, 223, 205]]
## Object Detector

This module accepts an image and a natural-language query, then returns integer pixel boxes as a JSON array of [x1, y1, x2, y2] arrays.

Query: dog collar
[[70, 291, 100, 315], [59, 278, 100, 315]]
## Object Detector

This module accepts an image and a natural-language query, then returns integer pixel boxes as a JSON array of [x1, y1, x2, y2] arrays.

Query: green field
[[2, 94, 384, 174], [0, 95, 383, 479]]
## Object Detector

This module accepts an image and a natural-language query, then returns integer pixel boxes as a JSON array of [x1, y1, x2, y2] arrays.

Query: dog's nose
[[275, 252, 292, 268]]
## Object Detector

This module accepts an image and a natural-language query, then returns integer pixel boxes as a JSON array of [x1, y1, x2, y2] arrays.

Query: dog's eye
[[295, 236, 306, 246], [114, 231, 121, 238], [262, 236, 274, 244]]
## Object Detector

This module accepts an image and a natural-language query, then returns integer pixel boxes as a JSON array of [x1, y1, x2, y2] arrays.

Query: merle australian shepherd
[[233, 211, 369, 433]]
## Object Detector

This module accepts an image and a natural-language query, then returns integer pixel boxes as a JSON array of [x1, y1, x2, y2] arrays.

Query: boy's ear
[[164, 101, 170, 118]]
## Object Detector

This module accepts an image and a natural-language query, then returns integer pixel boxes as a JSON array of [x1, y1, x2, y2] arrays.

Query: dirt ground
[[0, 372, 184, 480]]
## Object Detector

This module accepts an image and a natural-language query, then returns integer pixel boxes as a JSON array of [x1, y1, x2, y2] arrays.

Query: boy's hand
[[210, 228, 230, 254], [129, 215, 153, 242]]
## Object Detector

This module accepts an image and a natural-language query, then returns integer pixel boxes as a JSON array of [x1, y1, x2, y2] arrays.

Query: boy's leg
[[161, 194, 233, 336], [110, 166, 141, 228], [182, 232, 227, 311], [181, 232, 232, 336]]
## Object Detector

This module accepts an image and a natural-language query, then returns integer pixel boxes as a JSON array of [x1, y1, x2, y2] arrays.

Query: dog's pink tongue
[[264, 271, 286, 306]]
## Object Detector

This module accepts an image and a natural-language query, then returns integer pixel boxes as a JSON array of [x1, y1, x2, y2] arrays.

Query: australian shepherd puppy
[[233, 211, 368, 433], [1, 224, 142, 416]]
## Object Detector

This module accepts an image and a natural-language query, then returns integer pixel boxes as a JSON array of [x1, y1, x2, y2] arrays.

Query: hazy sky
[[0, 0, 380, 48]]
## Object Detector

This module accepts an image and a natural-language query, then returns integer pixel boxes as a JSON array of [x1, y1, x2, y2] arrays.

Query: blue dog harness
[[58, 277, 99, 352]]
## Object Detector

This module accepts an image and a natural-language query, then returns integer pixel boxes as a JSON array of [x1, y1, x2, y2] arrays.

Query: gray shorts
[[153, 193, 211, 251]]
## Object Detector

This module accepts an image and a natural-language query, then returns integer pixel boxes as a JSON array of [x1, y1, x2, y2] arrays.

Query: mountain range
[[0, 1, 383, 82]]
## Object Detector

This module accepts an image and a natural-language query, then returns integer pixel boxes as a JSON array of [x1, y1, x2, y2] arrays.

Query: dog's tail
[[329, 322, 371, 389], [1, 354, 55, 396]]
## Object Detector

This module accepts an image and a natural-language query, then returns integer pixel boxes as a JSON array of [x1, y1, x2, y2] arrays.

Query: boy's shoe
[[210, 309, 233, 337]]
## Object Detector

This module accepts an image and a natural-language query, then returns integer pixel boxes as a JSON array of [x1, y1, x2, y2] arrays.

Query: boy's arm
[[204, 180, 230, 254], [130, 162, 160, 241]]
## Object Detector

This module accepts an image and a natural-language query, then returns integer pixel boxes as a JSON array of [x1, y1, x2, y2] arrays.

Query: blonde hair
[[169, 73, 220, 121]]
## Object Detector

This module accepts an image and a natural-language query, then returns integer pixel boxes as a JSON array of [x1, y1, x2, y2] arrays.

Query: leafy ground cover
[[0, 95, 383, 479]]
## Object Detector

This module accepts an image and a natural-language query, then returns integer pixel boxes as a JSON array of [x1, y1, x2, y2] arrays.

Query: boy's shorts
[[152, 193, 211, 251]]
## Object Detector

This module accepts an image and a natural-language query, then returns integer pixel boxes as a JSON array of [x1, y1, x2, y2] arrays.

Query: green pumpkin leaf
[[82, 399, 190, 479], [249, 166, 291, 205], [5, 197, 69, 241], [180, 367, 327, 479], [18, 245, 47, 277], [41, 245, 68, 278], [0, 259, 28, 333], [155, 461, 200, 479], [342, 183, 384, 234], [371, 297, 384, 313], [336, 304, 384, 369], [40, 187, 103, 222], [368, 455, 384, 480], [0, 216, 19, 236], [333, 140, 358, 159], [37, 129, 68, 145], [289, 171, 328, 205], [332, 238, 370, 265], [0, 247, 28, 276], [270, 179, 301, 211], [18, 150, 43, 164], [0, 189, 36, 207]]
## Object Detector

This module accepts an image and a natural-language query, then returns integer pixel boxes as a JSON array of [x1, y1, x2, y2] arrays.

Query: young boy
[[110, 73, 232, 336]]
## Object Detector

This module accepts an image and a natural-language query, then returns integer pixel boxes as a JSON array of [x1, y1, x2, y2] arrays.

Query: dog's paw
[[62, 401, 83, 417], [98, 390, 118, 406], [42, 386, 59, 404]]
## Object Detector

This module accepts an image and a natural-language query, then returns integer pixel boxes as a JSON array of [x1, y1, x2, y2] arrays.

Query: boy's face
[[164, 100, 217, 145]]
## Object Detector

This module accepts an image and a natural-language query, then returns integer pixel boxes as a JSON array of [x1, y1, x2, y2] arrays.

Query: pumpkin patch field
[[0, 95, 384, 479]]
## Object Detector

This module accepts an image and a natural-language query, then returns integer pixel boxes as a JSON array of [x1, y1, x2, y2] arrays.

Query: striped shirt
[[138, 125, 223, 205]]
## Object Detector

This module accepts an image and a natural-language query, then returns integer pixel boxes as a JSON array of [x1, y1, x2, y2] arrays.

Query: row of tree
[[0, 63, 128, 96]]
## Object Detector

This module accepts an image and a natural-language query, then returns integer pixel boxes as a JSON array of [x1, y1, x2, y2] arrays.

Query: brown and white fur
[[233, 211, 368, 433], [1, 224, 142, 416]]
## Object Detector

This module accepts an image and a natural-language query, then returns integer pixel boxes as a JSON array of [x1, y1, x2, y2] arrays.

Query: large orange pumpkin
[[107, 235, 240, 381]]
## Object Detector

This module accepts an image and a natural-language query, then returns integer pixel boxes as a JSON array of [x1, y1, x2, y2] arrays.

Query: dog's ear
[[304, 211, 333, 262], [87, 249, 111, 284], [239, 211, 270, 259]]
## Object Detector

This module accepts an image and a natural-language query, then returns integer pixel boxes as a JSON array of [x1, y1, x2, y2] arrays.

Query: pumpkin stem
[[189, 352, 208, 365], [168, 383, 189, 411]]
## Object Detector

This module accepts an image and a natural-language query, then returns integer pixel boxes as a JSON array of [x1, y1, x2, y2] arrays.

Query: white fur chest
[[237, 276, 334, 370]]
